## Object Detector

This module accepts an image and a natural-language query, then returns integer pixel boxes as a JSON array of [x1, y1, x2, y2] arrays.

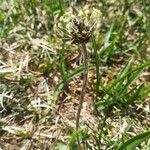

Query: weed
[[0, 0, 150, 150]]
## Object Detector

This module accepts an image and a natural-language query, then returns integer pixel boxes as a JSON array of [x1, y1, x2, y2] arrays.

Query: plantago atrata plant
[[69, 7, 94, 149]]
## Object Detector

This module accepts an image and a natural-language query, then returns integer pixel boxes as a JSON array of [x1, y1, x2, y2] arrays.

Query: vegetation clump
[[0, 1, 150, 150]]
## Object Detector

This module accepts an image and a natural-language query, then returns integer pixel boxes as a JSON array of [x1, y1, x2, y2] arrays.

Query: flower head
[[54, 5, 102, 44], [70, 17, 94, 44]]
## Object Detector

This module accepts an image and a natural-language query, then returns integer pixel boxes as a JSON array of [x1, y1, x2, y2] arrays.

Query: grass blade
[[117, 130, 150, 150]]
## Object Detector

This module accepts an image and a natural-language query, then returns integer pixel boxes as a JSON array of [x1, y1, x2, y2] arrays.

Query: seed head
[[70, 17, 94, 44], [54, 5, 101, 44]]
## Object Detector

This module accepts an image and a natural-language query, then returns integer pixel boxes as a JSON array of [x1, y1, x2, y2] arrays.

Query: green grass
[[0, 0, 150, 149]]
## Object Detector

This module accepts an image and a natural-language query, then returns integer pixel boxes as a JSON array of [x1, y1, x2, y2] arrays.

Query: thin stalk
[[76, 42, 88, 149]]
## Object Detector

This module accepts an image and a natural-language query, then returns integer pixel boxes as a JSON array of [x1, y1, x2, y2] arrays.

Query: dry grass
[[0, 0, 150, 149]]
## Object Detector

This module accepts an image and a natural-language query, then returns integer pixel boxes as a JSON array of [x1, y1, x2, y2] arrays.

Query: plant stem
[[76, 42, 88, 149]]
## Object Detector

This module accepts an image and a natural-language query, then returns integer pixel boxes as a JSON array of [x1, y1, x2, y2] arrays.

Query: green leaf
[[118, 57, 133, 80], [117, 130, 150, 150], [126, 84, 144, 105], [59, 44, 67, 81], [68, 128, 83, 149], [109, 60, 150, 91], [104, 23, 114, 46], [109, 57, 133, 90]]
